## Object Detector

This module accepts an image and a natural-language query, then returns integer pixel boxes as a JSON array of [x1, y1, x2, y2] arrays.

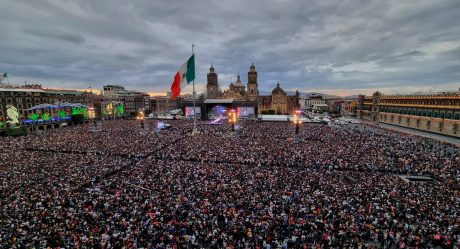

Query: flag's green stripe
[[186, 54, 195, 83]]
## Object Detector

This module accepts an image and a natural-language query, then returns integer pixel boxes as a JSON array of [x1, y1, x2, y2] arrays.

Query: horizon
[[2, 80, 458, 98]]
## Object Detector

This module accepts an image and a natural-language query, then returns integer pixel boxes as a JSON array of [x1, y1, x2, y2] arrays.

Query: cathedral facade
[[258, 83, 300, 115], [205, 63, 300, 115]]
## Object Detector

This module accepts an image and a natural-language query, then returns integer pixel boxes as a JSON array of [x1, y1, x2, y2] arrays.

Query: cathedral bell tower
[[206, 65, 219, 99], [247, 63, 259, 100]]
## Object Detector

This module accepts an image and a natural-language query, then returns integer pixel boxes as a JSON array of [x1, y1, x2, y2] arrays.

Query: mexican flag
[[171, 55, 195, 99]]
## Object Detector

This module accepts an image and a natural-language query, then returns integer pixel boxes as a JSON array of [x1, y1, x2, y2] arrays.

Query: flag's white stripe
[[178, 60, 188, 89]]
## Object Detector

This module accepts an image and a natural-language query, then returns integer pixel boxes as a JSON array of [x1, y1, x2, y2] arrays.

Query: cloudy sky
[[1, 0, 460, 96]]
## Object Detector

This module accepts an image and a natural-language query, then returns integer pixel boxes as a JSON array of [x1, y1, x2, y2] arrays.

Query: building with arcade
[[357, 91, 460, 137]]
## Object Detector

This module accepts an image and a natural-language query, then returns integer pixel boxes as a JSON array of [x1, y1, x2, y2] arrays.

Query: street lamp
[[228, 109, 237, 131], [292, 110, 302, 135], [88, 106, 96, 119]]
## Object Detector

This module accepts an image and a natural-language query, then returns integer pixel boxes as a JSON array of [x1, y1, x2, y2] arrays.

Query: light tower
[[229, 109, 237, 131], [292, 110, 302, 135], [137, 109, 145, 129]]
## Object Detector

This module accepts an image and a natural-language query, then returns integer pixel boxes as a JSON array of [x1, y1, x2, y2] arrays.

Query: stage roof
[[26, 102, 88, 111], [26, 103, 60, 110], [204, 99, 234, 104]]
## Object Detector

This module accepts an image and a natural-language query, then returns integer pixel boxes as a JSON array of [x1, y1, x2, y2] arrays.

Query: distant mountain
[[342, 95, 360, 99], [258, 90, 272, 95]]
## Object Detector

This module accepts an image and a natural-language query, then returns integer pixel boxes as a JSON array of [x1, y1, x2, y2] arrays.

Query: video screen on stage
[[237, 107, 255, 118], [185, 107, 201, 119], [208, 105, 227, 119]]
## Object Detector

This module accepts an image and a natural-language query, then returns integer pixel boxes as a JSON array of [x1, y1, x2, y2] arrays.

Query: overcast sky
[[1, 0, 459, 96]]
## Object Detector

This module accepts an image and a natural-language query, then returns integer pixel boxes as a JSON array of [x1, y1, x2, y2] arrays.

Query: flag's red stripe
[[171, 72, 181, 99]]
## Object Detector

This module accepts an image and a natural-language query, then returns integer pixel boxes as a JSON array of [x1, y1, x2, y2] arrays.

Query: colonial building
[[222, 74, 246, 99], [206, 65, 220, 99], [102, 85, 150, 115], [342, 99, 358, 116], [150, 96, 178, 113], [300, 94, 326, 110], [0, 85, 95, 127], [205, 63, 300, 115], [259, 83, 300, 114], [357, 91, 460, 137], [247, 63, 259, 101], [206, 63, 260, 101]]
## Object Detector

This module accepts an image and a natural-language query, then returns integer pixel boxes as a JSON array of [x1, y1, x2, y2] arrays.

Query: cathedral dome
[[272, 83, 286, 95], [234, 74, 244, 87]]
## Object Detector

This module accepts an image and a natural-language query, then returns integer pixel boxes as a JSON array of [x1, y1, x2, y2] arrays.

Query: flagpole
[[192, 43, 197, 135]]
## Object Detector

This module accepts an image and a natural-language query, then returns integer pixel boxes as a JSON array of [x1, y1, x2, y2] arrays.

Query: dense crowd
[[21, 120, 193, 157], [159, 122, 460, 186], [1, 119, 459, 248]]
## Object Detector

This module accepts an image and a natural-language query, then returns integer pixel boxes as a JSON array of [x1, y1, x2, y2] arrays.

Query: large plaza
[[1, 120, 458, 248]]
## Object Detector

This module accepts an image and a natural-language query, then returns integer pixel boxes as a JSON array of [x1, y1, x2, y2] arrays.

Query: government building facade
[[357, 91, 460, 138]]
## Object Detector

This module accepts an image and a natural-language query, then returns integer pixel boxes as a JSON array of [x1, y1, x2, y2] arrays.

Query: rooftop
[[0, 88, 45, 93]]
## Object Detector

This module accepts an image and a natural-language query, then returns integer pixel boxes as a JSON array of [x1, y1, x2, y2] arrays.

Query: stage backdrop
[[237, 107, 255, 118], [185, 107, 201, 119]]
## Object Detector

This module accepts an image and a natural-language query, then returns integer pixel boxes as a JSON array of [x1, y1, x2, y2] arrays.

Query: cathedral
[[206, 63, 300, 115], [206, 63, 259, 101]]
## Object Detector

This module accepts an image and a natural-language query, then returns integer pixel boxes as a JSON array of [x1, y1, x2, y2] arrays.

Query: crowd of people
[[158, 122, 460, 186], [0, 119, 459, 248], [21, 120, 193, 157]]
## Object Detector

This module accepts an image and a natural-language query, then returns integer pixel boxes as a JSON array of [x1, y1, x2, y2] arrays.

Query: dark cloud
[[23, 28, 86, 45], [0, 0, 459, 95]]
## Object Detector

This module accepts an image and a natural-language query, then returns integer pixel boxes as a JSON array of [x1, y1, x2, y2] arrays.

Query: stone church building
[[206, 63, 300, 115]]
